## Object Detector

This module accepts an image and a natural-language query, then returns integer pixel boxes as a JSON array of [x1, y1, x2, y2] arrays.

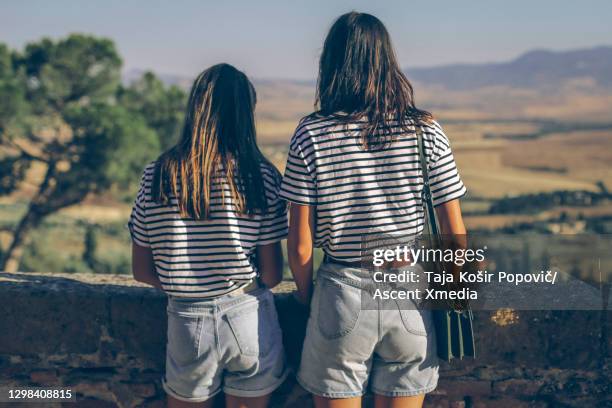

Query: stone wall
[[0, 272, 609, 407]]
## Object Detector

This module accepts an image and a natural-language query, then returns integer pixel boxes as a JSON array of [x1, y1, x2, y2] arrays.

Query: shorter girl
[[129, 64, 288, 408]]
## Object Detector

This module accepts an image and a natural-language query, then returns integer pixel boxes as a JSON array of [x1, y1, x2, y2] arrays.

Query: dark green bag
[[415, 125, 476, 362]]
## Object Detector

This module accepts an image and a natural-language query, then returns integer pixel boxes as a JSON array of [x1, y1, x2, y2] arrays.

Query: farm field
[[2, 81, 612, 274]]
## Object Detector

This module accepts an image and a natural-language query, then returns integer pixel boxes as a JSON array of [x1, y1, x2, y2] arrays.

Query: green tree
[[0, 44, 27, 134], [118, 71, 186, 150], [0, 35, 159, 272]]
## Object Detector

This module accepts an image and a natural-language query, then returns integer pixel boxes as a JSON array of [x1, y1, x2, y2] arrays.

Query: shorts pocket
[[316, 278, 361, 340], [167, 310, 204, 365], [226, 293, 279, 357], [398, 306, 430, 337]]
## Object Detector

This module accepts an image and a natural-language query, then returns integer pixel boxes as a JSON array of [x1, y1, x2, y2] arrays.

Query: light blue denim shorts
[[297, 261, 439, 398], [162, 287, 287, 402]]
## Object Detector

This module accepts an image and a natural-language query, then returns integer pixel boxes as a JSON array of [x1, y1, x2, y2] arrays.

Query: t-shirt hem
[[432, 187, 467, 207], [279, 194, 316, 206]]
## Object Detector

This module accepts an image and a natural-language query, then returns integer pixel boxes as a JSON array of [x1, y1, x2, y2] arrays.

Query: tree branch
[[4, 138, 49, 163]]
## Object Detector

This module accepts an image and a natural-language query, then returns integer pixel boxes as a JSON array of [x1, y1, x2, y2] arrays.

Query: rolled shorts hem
[[296, 375, 366, 399], [371, 382, 438, 397], [223, 369, 289, 398], [162, 377, 221, 402]]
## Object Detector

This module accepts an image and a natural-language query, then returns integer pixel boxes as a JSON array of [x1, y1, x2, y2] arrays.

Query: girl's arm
[[435, 198, 466, 235], [287, 203, 315, 305], [132, 243, 163, 289], [256, 242, 284, 288]]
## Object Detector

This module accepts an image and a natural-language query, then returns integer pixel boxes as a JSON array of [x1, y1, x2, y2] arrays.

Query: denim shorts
[[162, 287, 287, 402], [297, 261, 439, 398]]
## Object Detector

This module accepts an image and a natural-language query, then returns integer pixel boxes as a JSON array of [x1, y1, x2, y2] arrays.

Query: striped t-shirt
[[128, 161, 288, 298], [279, 114, 466, 261]]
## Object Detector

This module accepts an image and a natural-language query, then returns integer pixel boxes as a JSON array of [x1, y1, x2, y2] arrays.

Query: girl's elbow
[[132, 270, 145, 283], [263, 272, 283, 289], [132, 267, 150, 284], [288, 242, 312, 263]]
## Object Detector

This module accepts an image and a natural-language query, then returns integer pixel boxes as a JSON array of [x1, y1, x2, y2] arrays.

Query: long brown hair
[[152, 63, 272, 219], [316, 12, 432, 148]]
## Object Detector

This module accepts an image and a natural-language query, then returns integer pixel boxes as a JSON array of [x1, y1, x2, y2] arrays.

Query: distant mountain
[[405, 46, 612, 90], [124, 46, 612, 92]]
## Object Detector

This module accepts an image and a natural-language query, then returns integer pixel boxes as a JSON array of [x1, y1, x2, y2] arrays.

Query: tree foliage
[[0, 34, 186, 271], [118, 71, 185, 150]]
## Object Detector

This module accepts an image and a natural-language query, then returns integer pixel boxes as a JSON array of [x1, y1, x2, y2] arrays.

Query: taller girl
[[280, 12, 467, 408]]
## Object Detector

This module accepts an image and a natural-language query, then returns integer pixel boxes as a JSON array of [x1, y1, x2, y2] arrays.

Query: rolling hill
[[125, 45, 612, 92], [405, 46, 612, 90]]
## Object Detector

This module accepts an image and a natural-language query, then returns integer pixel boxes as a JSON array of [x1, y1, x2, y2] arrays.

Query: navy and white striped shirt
[[128, 161, 288, 298], [279, 114, 466, 261]]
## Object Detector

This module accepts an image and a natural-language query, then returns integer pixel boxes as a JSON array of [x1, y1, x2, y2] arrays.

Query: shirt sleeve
[[259, 171, 289, 245], [127, 169, 151, 247], [427, 121, 467, 206], [279, 127, 317, 205]]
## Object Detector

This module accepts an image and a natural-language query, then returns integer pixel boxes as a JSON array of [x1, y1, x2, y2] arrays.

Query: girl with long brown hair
[[129, 63, 288, 408], [281, 12, 467, 408]]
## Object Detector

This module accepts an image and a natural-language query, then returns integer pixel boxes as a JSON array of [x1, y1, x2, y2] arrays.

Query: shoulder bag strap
[[415, 124, 441, 238]]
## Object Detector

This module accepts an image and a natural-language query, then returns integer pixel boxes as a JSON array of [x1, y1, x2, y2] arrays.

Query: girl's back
[[130, 160, 285, 297], [281, 113, 465, 261], [129, 63, 287, 298]]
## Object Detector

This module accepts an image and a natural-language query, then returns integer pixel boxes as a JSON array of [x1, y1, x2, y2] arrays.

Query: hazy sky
[[1, 0, 610, 79]]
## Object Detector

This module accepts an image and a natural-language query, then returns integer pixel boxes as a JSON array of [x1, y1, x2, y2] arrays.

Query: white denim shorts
[[298, 261, 439, 398], [163, 287, 287, 402]]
